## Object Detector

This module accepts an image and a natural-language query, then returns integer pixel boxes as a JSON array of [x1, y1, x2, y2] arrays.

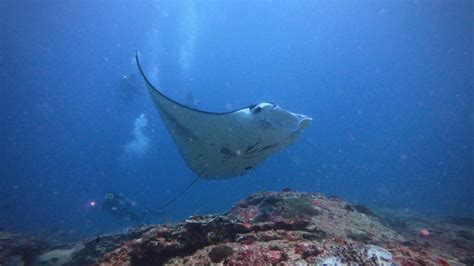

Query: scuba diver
[[101, 192, 164, 223], [119, 73, 140, 103]]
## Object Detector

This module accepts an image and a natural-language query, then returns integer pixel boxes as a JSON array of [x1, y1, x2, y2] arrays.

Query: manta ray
[[136, 54, 312, 179]]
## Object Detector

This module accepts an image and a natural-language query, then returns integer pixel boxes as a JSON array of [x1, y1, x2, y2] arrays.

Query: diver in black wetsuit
[[119, 73, 140, 103], [101, 193, 163, 223]]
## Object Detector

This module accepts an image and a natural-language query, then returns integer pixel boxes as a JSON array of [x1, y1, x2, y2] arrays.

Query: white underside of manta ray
[[136, 54, 312, 179]]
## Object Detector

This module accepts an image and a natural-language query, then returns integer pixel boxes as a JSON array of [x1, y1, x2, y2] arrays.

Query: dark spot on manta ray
[[259, 143, 279, 152], [245, 166, 253, 171], [245, 142, 260, 153], [247, 104, 257, 110], [220, 147, 233, 156], [252, 106, 262, 114], [245, 148, 260, 155]]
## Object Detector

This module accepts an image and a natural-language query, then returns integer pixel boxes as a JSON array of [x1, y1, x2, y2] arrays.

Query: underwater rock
[[351, 204, 376, 217], [96, 191, 461, 265], [0, 232, 49, 266], [37, 244, 83, 265], [208, 245, 234, 263], [1, 191, 472, 265], [367, 245, 393, 264]]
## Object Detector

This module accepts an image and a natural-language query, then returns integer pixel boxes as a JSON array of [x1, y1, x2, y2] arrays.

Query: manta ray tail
[[158, 176, 201, 209]]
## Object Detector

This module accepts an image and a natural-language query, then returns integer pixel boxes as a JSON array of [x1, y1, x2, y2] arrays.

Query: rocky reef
[[1, 191, 473, 265]]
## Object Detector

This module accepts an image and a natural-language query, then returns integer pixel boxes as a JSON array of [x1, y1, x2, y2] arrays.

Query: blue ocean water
[[1, 1, 472, 236]]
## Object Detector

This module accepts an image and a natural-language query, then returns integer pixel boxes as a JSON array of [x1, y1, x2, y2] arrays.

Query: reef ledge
[[1, 191, 473, 265]]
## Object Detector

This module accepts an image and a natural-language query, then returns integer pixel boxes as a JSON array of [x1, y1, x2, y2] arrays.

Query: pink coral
[[267, 250, 283, 263]]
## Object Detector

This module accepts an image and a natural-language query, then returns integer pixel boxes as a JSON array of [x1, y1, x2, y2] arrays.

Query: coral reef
[[1, 191, 473, 265]]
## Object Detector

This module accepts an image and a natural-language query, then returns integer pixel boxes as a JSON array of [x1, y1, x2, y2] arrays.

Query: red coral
[[295, 243, 309, 254], [240, 207, 259, 226], [267, 250, 283, 263], [312, 199, 322, 206], [294, 243, 322, 259], [437, 258, 449, 266]]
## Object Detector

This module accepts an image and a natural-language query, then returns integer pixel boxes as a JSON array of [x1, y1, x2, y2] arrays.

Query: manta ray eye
[[253, 106, 262, 114]]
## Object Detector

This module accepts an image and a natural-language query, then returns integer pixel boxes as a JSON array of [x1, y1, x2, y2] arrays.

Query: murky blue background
[[1, 1, 472, 235]]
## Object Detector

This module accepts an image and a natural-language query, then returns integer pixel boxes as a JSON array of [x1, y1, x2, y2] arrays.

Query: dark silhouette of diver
[[101, 192, 164, 223], [119, 73, 140, 103]]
